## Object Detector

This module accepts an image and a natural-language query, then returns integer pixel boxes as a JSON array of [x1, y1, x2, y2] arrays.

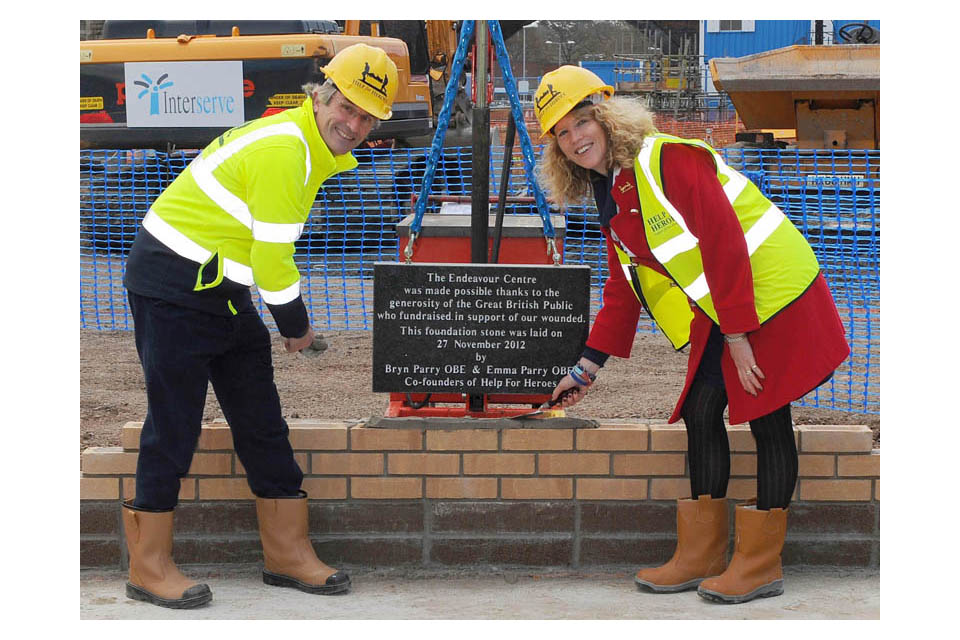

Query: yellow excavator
[[80, 20, 468, 149]]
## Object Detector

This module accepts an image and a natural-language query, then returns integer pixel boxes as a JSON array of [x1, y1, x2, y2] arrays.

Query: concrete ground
[[80, 565, 879, 620]]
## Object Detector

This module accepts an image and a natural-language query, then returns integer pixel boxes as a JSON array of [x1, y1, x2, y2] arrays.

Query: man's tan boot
[[698, 500, 787, 604], [256, 491, 351, 595], [121, 502, 212, 609], [634, 495, 729, 593]]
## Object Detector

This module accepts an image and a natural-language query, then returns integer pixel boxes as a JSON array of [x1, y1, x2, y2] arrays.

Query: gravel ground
[[80, 329, 879, 454]]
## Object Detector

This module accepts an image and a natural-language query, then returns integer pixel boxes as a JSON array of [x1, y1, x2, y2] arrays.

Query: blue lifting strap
[[408, 20, 555, 249]]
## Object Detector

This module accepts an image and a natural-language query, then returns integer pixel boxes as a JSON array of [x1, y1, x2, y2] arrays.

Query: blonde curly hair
[[536, 96, 657, 209]]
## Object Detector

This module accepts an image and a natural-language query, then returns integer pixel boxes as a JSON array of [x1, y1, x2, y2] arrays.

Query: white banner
[[124, 61, 244, 128]]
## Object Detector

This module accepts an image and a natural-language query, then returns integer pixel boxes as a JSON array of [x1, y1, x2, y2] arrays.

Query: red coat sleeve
[[660, 143, 760, 334], [583, 227, 643, 358]]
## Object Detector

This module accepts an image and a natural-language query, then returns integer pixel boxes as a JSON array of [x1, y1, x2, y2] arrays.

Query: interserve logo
[[134, 73, 174, 116]]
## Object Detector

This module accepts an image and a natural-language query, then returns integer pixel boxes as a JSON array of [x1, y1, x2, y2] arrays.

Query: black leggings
[[679, 327, 798, 510]]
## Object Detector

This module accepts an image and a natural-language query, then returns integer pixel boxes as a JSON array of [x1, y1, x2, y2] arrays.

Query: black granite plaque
[[373, 262, 591, 395]]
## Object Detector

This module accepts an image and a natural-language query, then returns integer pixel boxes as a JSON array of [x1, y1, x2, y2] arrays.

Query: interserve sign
[[124, 61, 244, 128]]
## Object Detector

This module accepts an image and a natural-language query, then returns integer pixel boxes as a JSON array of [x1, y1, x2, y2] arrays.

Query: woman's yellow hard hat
[[319, 43, 399, 120], [533, 66, 614, 139]]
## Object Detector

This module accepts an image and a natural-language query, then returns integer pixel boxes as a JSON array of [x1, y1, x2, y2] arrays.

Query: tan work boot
[[121, 502, 212, 609], [698, 500, 787, 604], [634, 495, 729, 593], [256, 491, 351, 595]]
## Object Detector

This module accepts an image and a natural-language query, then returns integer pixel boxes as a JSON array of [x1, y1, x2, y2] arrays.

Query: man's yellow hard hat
[[320, 43, 399, 120], [533, 66, 614, 139]]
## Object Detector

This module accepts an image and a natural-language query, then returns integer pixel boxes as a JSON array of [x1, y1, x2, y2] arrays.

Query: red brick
[[576, 478, 647, 500], [576, 425, 649, 451], [81, 447, 138, 475], [502, 429, 573, 451], [727, 425, 757, 452], [426, 429, 498, 451], [237, 453, 308, 476], [463, 453, 535, 475], [798, 455, 835, 477], [800, 479, 873, 501], [198, 478, 255, 500], [501, 477, 572, 499], [351, 477, 422, 499], [730, 454, 757, 476], [838, 452, 880, 477], [120, 422, 142, 450], [80, 476, 119, 500], [612, 453, 685, 476], [726, 478, 758, 500], [300, 478, 347, 500], [799, 426, 873, 453], [187, 453, 232, 476], [350, 427, 422, 451], [311, 453, 384, 475], [649, 424, 687, 451], [287, 422, 349, 450], [388, 453, 460, 475], [197, 425, 235, 450], [426, 477, 498, 499], [649, 478, 691, 500], [538, 453, 609, 475]]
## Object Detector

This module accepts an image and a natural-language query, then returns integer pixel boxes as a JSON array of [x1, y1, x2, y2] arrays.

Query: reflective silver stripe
[[259, 280, 301, 305], [142, 210, 254, 286], [223, 259, 254, 286], [191, 122, 311, 230], [683, 273, 710, 301], [650, 232, 698, 264], [637, 140, 700, 264], [744, 204, 786, 255], [142, 209, 210, 264], [252, 220, 304, 243], [715, 156, 749, 202]]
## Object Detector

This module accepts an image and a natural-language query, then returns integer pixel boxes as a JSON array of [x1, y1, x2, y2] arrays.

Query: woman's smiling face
[[554, 106, 609, 175]]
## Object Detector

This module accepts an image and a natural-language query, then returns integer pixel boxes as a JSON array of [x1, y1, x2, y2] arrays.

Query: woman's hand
[[725, 334, 765, 396], [549, 360, 600, 407], [550, 374, 588, 407]]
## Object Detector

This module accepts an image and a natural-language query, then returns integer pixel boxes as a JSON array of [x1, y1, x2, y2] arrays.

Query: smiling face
[[553, 106, 609, 175], [313, 90, 378, 156]]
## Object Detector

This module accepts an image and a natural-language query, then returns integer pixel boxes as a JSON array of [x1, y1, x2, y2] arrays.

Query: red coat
[[584, 143, 850, 424]]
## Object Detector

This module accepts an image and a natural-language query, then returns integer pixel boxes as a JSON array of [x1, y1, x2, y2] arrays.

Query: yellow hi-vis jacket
[[614, 134, 820, 350], [141, 98, 357, 311]]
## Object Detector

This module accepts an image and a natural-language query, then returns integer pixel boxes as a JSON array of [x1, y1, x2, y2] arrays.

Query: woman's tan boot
[[634, 494, 729, 592], [698, 500, 787, 604], [256, 491, 351, 595], [121, 502, 212, 609]]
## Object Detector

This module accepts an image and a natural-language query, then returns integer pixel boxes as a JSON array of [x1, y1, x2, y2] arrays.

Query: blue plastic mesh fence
[[80, 146, 879, 414]]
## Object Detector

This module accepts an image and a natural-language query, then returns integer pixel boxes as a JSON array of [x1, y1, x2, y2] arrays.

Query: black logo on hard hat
[[359, 62, 389, 96], [535, 84, 562, 113]]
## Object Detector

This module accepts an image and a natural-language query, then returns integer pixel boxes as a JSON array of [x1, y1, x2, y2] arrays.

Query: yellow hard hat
[[319, 43, 399, 120], [533, 66, 614, 139]]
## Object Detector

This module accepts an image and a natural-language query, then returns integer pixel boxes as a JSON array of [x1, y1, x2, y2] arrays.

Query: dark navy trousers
[[128, 292, 303, 510]]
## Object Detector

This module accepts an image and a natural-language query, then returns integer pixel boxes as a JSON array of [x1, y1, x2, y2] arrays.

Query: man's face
[[313, 91, 377, 156]]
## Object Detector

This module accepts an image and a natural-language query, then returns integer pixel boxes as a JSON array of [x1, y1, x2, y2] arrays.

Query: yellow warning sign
[[81, 97, 104, 111], [267, 93, 305, 108]]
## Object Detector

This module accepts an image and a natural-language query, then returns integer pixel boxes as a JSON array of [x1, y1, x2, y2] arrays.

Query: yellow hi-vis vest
[[141, 98, 357, 307], [614, 134, 820, 350]]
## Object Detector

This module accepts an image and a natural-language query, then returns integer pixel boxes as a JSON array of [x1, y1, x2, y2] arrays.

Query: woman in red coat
[[534, 67, 849, 604]]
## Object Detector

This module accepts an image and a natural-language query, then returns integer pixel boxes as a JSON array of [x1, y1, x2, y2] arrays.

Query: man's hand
[[283, 327, 315, 354]]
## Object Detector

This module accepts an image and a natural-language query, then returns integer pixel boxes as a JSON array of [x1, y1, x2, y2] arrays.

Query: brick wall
[[80, 420, 879, 569]]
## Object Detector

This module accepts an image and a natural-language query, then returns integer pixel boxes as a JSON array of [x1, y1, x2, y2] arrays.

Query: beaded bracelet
[[570, 364, 597, 386], [723, 333, 747, 344]]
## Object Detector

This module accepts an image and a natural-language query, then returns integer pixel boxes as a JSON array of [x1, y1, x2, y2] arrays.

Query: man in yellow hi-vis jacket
[[120, 43, 397, 609]]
